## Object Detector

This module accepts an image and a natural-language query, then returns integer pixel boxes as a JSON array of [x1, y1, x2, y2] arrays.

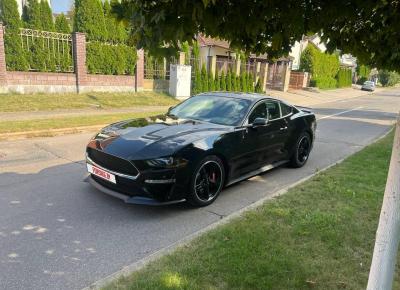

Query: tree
[[215, 70, 220, 91], [378, 70, 400, 87], [226, 71, 232, 91], [23, 0, 42, 29], [74, 0, 107, 41], [40, 0, 54, 31], [241, 72, 247, 92], [55, 13, 71, 33], [113, 1, 400, 71], [201, 64, 208, 92], [0, 0, 29, 70], [104, 0, 127, 43], [220, 71, 226, 91], [208, 72, 215, 91]]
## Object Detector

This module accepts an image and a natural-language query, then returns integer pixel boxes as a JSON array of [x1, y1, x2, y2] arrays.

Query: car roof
[[197, 92, 279, 104]]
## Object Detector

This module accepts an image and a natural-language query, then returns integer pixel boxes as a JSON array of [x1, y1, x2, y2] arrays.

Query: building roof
[[197, 35, 231, 50]]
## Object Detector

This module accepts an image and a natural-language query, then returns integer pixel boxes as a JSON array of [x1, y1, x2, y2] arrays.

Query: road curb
[[0, 124, 108, 141], [82, 127, 394, 290]]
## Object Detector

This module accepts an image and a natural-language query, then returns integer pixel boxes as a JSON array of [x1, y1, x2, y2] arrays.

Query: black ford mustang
[[86, 92, 316, 206]]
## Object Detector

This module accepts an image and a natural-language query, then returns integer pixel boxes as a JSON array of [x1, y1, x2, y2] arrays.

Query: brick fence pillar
[[135, 49, 144, 92], [73, 32, 87, 93], [0, 24, 7, 87]]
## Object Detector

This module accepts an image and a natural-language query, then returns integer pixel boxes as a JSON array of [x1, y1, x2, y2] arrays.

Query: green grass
[[0, 91, 178, 112], [104, 130, 400, 290], [0, 111, 163, 134]]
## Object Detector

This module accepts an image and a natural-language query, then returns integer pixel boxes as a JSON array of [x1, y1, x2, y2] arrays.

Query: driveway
[[0, 88, 399, 290]]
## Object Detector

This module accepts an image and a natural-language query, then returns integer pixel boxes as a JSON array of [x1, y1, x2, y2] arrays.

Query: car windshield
[[169, 95, 252, 126], [364, 81, 374, 85]]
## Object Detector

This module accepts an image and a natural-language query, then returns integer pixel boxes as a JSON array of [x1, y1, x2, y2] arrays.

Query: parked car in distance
[[85, 92, 317, 207], [361, 80, 375, 91]]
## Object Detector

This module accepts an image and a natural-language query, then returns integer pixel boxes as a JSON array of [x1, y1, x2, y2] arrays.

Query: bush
[[378, 70, 400, 87], [300, 45, 340, 89]]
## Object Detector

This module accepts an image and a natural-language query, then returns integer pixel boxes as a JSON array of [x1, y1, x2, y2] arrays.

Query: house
[[289, 35, 327, 70], [196, 34, 293, 91]]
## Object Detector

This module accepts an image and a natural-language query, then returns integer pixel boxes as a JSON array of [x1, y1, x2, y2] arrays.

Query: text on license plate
[[87, 163, 116, 184]]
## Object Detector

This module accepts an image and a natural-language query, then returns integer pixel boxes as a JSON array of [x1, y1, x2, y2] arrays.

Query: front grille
[[87, 148, 139, 176]]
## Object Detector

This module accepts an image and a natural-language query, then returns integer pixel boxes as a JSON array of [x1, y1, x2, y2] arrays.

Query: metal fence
[[216, 57, 235, 74], [144, 53, 177, 80], [20, 28, 74, 73]]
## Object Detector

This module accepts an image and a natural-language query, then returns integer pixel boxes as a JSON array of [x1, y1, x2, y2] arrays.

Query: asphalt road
[[0, 88, 399, 290]]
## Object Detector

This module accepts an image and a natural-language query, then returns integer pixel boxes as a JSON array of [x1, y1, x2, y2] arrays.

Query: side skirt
[[226, 160, 289, 187]]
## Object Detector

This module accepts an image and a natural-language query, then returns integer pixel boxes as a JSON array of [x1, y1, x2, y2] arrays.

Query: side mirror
[[252, 117, 268, 127]]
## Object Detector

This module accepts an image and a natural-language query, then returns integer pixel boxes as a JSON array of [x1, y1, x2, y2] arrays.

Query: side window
[[248, 102, 268, 124], [280, 102, 293, 116], [265, 101, 281, 120]]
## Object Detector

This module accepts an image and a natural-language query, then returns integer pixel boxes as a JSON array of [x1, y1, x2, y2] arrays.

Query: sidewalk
[[0, 87, 385, 140], [266, 86, 384, 107], [0, 105, 170, 122]]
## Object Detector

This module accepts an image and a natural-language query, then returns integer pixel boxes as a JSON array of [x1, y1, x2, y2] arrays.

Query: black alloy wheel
[[188, 156, 225, 206], [290, 132, 311, 168]]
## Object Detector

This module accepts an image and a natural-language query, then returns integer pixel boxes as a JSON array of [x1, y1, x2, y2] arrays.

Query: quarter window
[[280, 102, 293, 116]]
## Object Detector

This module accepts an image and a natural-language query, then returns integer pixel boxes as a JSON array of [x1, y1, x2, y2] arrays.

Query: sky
[[52, 0, 73, 13]]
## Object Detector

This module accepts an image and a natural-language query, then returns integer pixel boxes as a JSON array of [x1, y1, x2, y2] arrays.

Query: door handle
[[280, 126, 288, 131]]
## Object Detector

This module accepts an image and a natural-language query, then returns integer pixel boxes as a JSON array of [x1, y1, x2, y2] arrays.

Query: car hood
[[87, 115, 230, 160]]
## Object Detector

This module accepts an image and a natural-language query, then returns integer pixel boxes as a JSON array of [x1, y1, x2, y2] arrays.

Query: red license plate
[[87, 163, 116, 184]]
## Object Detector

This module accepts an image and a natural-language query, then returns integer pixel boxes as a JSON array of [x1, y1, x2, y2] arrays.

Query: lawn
[[0, 111, 163, 134], [104, 130, 400, 290], [0, 91, 178, 112]]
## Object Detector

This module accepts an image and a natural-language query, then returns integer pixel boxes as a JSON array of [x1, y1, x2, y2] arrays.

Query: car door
[[254, 100, 289, 166], [226, 101, 269, 179]]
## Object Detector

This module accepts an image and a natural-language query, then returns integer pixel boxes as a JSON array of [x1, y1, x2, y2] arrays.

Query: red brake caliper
[[209, 172, 216, 183]]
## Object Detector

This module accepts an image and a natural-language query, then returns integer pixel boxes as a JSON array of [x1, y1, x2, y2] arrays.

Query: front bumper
[[86, 175, 186, 205], [86, 156, 188, 204]]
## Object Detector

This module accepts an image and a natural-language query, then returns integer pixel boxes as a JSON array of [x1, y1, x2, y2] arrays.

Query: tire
[[290, 132, 312, 168], [187, 155, 225, 207]]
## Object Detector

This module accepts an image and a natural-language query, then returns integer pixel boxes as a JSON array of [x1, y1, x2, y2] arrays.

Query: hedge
[[300, 45, 340, 89], [336, 68, 352, 88], [87, 42, 137, 75]]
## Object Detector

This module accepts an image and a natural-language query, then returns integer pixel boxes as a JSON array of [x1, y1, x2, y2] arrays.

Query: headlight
[[146, 157, 188, 169]]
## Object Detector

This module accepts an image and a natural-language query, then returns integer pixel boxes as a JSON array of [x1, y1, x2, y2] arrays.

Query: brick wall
[[0, 25, 7, 89], [289, 71, 310, 89], [0, 24, 145, 94]]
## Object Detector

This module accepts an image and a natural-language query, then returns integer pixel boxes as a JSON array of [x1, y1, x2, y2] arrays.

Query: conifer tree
[[226, 70, 232, 91], [241, 72, 247, 92], [215, 70, 220, 90], [208, 72, 215, 91], [201, 64, 208, 92], [220, 71, 226, 91], [0, 0, 29, 70], [24, 0, 42, 29], [74, 0, 107, 41], [40, 0, 54, 31], [55, 13, 71, 33]]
